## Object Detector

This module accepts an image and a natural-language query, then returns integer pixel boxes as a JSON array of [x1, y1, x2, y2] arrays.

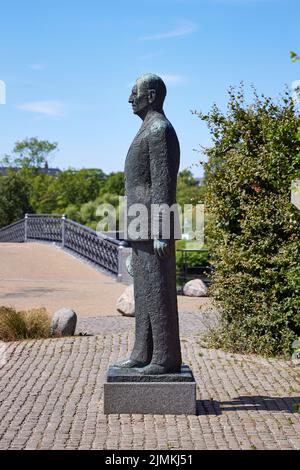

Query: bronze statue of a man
[[117, 73, 182, 375]]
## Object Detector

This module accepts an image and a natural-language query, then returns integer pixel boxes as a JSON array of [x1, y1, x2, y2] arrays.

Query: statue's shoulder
[[148, 115, 175, 140]]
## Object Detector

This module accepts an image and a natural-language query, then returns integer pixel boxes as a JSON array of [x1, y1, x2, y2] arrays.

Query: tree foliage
[[1, 137, 58, 169], [0, 172, 32, 226], [176, 169, 205, 206], [0, 147, 203, 230], [197, 86, 300, 357], [290, 51, 300, 63]]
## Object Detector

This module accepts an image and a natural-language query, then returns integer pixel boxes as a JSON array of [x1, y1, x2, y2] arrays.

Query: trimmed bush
[[196, 86, 300, 357], [0, 306, 51, 342]]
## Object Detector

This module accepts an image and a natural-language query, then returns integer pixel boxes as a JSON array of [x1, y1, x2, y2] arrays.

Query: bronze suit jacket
[[124, 112, 180, 241]]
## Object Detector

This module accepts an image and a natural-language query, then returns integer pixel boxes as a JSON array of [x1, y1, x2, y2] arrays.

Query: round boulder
[[51, 308, 77, 337], [183, 279, 208, 297], [116, 284, 135, 317]]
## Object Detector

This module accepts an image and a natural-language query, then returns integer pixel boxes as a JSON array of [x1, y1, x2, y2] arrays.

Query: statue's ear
[[148, 89, 156, 104]]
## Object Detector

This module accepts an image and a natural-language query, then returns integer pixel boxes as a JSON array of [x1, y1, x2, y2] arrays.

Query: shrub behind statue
[[198, 86, 300, 357]]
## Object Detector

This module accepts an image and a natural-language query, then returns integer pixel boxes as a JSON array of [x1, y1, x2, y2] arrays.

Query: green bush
[[196, 86, 300, 357]]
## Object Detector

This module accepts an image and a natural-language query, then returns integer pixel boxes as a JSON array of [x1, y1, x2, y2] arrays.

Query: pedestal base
[[103, 365, 197, 415]]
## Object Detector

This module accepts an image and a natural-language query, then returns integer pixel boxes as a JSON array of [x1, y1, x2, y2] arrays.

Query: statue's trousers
[[130, 240, 182, 368]]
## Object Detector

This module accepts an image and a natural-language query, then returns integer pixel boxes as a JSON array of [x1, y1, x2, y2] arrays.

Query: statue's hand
[[154, 239, 171, 259], [126, 254, 133, 277]]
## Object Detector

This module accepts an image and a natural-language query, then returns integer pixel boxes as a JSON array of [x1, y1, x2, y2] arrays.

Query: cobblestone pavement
[[0, 314, 300, 450], [76, 311, 219, 336]]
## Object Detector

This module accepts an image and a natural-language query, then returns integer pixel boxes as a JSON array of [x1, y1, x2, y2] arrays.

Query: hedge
[[196, 86, 300, 357]]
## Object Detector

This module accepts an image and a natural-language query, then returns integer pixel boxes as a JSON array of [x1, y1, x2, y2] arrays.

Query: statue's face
[[128, 82, 148, 116], [129, 80, 156, 116]]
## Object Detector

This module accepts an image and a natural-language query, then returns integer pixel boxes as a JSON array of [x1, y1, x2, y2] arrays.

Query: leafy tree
[[79, 201, 99, 228], [0, 135, 210, 231], [49, 169, 106, 211], [29, 173, 58, 214], [1, 138, 58, 169], [99, 172, 125, 197], [0, 172, 32, 227], [64, 204, 82, 223], [290, 51, 300, 62], [197, 86, 300, 357], [177, 169, 205, 206]]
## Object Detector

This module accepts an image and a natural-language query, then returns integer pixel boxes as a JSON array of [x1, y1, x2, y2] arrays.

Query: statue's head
[[129, 73, 167, 118]]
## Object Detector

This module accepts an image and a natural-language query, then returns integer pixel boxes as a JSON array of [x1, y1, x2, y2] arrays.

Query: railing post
[[61, 214, 66, 248], [24, 214, 28, 242]]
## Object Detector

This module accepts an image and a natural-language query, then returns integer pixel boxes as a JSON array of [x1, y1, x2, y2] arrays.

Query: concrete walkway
[[0, 243, 212, 316]]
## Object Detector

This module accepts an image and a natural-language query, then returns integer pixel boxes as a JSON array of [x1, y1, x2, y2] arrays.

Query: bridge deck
[[0, 243, 210, 317]]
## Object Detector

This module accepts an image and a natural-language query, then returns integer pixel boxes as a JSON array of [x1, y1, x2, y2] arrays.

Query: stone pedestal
[[103, 365, 197, 415]]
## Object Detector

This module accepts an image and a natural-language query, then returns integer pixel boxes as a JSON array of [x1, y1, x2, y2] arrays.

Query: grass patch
[[0, 306, 51, 341]]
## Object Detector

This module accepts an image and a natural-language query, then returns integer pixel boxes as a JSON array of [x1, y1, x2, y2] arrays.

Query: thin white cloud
[[139, 20, 198, 41], [16, 100, 65, 117], [29, 64, 47, 71]]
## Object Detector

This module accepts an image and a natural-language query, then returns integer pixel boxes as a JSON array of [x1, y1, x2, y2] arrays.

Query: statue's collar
[[136, 112, 163, 138]]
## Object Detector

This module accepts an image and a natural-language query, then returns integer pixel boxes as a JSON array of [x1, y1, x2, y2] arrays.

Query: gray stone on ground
[[183, 279, 208, 297], [116, 284, 135, 317], [51, 308, 77, 337]]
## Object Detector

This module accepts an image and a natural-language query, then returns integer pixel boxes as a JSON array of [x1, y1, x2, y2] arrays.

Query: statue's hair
[[137, 73, 167, 109]]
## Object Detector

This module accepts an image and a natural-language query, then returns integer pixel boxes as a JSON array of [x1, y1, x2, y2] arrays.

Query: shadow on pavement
[[196, 396, 300, 416]]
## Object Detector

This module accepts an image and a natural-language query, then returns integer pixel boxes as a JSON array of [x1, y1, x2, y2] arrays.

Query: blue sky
[[0, 0, 299, 176]]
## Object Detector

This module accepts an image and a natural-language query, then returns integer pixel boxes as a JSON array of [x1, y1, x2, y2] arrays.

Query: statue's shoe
[[137, 363, 181, 375], [111, 358, 149, 368]]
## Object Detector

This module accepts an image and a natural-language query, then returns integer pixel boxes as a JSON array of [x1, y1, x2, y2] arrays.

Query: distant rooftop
[[0, 167, 61, 176]]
